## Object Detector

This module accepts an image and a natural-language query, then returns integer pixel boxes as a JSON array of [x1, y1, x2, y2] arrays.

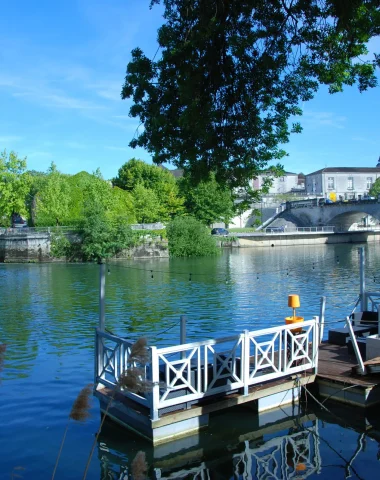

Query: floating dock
[[94, 319, 319, 444], [94, 247, 380, 444]]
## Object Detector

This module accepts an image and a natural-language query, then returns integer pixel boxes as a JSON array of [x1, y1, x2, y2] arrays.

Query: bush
[[167, 216, 219, 257], [50, 232, 72, 258], [80, 203, 134, 261]]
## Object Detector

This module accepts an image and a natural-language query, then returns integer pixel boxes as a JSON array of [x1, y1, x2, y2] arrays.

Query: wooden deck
[[318, 342, 379, 386], [316, 342, 380, 407]]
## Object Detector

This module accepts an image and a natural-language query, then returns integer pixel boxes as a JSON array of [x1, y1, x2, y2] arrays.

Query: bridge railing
[[0, 226, 80, 235], [95, 318, 319, 420], [265, 226, 334, 234]]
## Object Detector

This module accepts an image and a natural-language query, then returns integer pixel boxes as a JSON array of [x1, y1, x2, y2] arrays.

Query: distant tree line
[[0, 150, 240, 229]]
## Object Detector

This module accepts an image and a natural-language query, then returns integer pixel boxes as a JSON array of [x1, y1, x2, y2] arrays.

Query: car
[[11, 213, 27, 228], [211, 228, 229, 236]]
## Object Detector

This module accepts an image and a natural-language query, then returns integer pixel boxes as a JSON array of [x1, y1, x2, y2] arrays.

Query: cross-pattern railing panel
[[246, 320, 318, 385], [95, 329, 149, 406], [95, 319, 318, 418], [153, 334, 244, 409]]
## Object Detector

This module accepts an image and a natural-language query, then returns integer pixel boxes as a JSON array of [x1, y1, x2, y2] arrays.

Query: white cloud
[[0, 135, 22, 144], [303, 111, 346, 129], [88, 80, 122, 101]]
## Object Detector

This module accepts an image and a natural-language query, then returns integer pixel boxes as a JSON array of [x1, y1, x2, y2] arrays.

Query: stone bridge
[[274, 199, 380, 231]]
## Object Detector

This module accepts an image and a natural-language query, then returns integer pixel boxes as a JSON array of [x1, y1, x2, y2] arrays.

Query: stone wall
[[0, 232, 51, 262], [0, 232, 169, 262]]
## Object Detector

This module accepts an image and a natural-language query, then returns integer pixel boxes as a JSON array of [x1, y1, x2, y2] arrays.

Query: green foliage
[[123, 0, 380, 189], [80, 201, 134, 262], [132, 184, 162, 223], [369, 179, 380, 197], [113, 158, 184, 221], [167, 216, 219, 257], [35, 164, 71, 226], [0, 150, 30, 226], [34, 169, 136, 227], [50, 232, 73, 258], [179, 173, 234, 225]]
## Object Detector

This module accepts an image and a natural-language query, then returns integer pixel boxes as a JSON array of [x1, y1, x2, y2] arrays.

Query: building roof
[[307, 167, 380, 176]]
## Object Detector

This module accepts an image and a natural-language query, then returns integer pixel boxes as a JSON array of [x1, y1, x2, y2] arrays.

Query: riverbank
[[237, 230, 380, 247], [0, 230, 169, 262], [1, 230, 379, 262]]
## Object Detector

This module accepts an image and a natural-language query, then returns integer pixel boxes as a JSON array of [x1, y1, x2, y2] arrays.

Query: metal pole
[[319, 296, 326, 344], [359, 247, 367, 311], [180, 315, 187, 360], [99, 261, 106, 331]]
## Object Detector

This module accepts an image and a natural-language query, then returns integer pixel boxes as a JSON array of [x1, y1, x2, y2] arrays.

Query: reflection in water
[[94, 400, 380, 480], [96, 406, 323, 479]]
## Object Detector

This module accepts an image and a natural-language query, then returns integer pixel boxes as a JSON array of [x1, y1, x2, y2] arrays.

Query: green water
[[1, 243, 380, 479]]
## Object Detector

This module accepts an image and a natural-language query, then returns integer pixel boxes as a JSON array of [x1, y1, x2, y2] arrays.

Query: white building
[[252, 171, 300, 194], [305, 163, 380, 200]]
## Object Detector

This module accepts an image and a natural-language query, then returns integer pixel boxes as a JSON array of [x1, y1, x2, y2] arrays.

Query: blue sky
[[0, 1, 379, 179]]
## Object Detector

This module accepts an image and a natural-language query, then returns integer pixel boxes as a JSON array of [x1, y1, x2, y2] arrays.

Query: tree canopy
[[122, 0, 380, 188], [0, 150, 30, 226], [113, 158, 184, 221], [179, 173, 234, 225]]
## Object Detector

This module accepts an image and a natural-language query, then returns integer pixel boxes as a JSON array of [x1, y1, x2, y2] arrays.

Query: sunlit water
[[1, 243, 380, 479]]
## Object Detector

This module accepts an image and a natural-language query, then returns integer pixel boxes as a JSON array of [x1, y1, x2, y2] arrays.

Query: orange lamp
[[288, 294, 300, 318], [286, 294, 304, 333]]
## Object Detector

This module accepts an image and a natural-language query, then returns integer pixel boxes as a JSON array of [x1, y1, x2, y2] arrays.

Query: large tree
[[113, 158, 184, 220], [179, 173, 234, 225], [0, 150, 31, 226], [35, 163, 71, 226], [122, 0, 380, 191]]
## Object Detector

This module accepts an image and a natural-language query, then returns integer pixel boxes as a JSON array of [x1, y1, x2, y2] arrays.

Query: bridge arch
[[277, 200, 380, 231]]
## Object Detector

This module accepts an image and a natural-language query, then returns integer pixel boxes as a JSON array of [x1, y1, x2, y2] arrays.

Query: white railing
[[0, 226, 79, 235], [95, 319, 319, 420], [265, 226, 334, 234], [95, 329, 149, 407]]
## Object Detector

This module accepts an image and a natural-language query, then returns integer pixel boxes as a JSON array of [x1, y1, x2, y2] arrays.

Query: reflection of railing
[[233, 425, 321, 480], [95, 319, 319, 420], [151, 423, 321, 480]]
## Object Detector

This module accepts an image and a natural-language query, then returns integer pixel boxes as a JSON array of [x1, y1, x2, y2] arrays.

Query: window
[[367, 177, 373, 190], [327, 177, 334, 189], [347, 177, 354, 190], [279, 177, 285, 182]]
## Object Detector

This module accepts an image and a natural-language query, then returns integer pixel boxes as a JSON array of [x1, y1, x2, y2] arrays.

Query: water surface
[[1, 243, 380, 479]]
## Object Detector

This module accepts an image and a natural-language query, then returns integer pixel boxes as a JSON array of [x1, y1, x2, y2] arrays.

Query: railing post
[[99, 261, 106, 332], [313, 316, 319, 374], [150, 346, 160, 421], [359, 247, 367, 311], [319, 297, 326, 343], [346, 316, 366, 375], [180, 315, 187, 360], [95, 328, 103, 386], [243, 330, 250, 396]]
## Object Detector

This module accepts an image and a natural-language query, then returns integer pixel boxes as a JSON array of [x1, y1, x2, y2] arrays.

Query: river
[[1, 243, 380, 479]]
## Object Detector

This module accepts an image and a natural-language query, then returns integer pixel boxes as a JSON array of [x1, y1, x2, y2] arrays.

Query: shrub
[[167, 216, 219, 257]]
